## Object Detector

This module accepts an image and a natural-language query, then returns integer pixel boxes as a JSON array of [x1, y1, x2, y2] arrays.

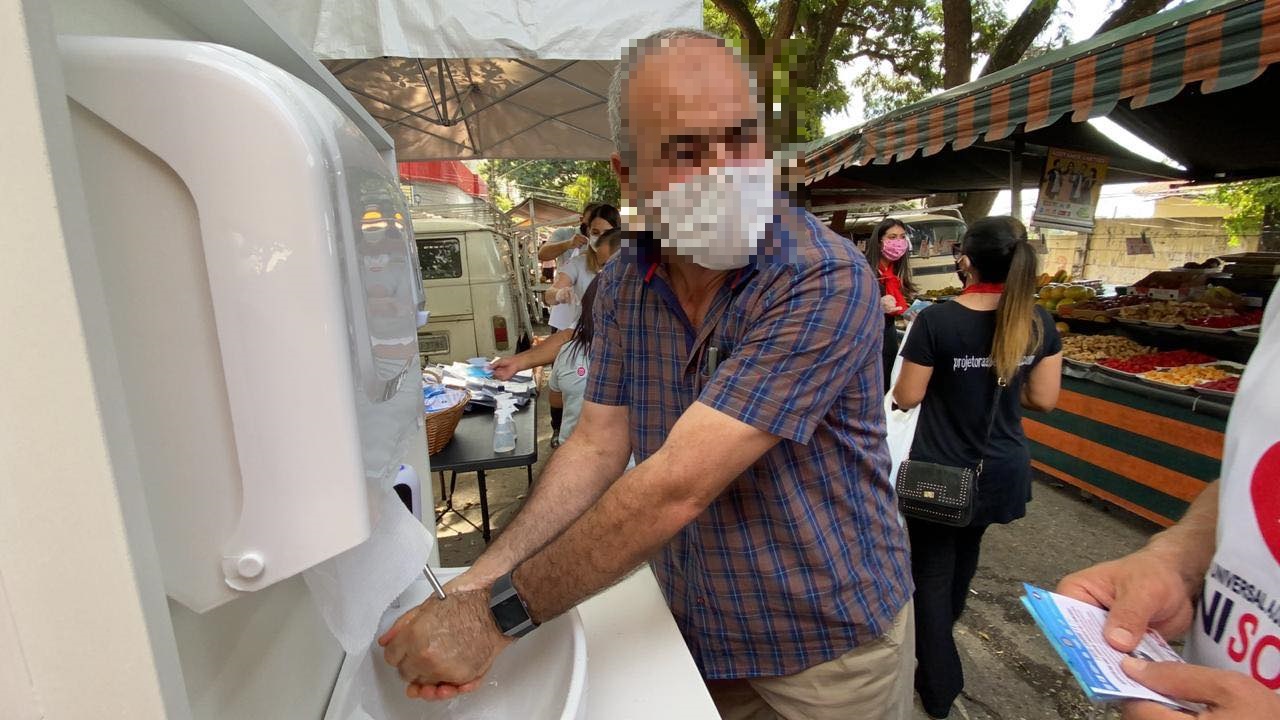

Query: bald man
[[382, 29, 914, 720]]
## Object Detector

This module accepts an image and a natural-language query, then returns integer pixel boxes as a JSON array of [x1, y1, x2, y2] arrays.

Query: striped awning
[[806, 0, 1280, 182]]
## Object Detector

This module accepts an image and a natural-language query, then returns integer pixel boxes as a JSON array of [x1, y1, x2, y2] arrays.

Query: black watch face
[[491, 594, 529, 632]]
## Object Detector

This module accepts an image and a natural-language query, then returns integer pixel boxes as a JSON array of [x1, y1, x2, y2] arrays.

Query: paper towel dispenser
[[59, 35, 425, 611]]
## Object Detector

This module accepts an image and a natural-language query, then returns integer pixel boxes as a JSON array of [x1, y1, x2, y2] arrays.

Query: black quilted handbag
[[896, 380, 1005, 527]]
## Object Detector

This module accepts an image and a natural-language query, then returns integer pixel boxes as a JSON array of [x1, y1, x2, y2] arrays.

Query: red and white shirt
[[1187, 291, 1280, 693]]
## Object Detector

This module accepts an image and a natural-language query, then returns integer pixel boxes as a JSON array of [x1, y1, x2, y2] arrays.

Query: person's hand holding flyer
[[1021, 584, 1203, 712]]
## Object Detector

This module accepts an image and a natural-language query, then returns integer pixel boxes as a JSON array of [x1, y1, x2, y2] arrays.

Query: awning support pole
[[1010, 137, 1025, 222]]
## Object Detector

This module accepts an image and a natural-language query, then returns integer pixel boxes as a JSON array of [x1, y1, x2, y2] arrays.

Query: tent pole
[[1010, 137, 1025, 222]]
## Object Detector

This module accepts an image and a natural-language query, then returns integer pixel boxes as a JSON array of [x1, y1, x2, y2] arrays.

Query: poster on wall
[[1031, 148, 1109, 233]]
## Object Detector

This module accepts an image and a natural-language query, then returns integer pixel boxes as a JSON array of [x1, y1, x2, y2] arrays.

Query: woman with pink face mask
[[866, 219, 917, 393]]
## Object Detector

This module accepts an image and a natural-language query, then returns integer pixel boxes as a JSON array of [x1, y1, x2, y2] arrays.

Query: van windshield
[[904, 220, 966, 258], [417, 237, 463, 280]]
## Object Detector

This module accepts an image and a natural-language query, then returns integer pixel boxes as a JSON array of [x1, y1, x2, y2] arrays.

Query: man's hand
[[880, 294, 899, 314], [378, 589, 512, 701], [488, 356, 524, 381], [1057, 549, 1195, 652], [1118, 658, 1280, 719], [571, 233, 589, 249]]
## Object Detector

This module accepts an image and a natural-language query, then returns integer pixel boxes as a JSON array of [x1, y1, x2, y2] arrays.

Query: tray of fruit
[[1194, 376, 1240, 398], [1182, 310, 1264, 333], [1146, 350, 1218, 367], [1097, 357, 1163, 377], [1096, 351, 1217, 378], [1061, 335, 1155, 366], [1116, 301, 1231, 327], [923, 286, 964, 301], [1139, 364, 1236, 390]]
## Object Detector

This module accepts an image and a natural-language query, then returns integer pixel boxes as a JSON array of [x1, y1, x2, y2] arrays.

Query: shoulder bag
[[895, 377, 1006, 527]]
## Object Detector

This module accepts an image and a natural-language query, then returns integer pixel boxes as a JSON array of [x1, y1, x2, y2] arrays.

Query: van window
[[905, 221, 965, 259], [417, 237, 463, 280]]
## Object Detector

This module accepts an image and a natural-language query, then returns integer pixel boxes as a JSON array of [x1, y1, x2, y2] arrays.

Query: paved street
[[433, 392, 1159, 719]]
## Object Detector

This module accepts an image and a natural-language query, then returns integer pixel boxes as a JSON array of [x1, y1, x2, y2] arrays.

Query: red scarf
[[962, 282, 1005, 295], [879, 261, 907, 315]]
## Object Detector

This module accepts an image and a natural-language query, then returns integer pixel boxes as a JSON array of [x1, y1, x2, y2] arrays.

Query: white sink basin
[[324, 569, 587, 720]]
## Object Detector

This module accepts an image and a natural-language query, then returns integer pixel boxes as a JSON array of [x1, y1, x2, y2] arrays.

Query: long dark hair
[[865, 219, 917, 296], [579, 201, 602, 235], [961, 216, 1043, 383], [587, 203, 621, 233], [585, 205, 622, 272], [568, 275, 601, 360]]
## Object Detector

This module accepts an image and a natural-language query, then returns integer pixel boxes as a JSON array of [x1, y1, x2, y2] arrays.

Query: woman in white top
[[547, 229, 620, 448], [543, 203, 619, 324]]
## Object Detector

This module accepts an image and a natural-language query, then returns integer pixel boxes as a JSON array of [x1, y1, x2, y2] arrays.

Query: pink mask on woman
[[882, 237, 910, 261]]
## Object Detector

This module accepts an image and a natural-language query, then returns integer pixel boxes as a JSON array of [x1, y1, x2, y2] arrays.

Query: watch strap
[[490, 571, 537, 638]]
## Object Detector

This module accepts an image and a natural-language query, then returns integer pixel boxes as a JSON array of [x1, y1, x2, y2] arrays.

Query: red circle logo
[[1251, 442, 1280, 563], [577, 366, 586, 377]]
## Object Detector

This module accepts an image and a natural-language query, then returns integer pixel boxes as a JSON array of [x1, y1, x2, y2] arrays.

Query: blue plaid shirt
[[586, 207, 912, 679]]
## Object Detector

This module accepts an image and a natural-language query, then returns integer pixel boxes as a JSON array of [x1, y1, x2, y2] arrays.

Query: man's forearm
[[538, 240, 572, 262], [459, 433, 628, 590], [1142, 480, 1219, 592], [511, 459, 700, 624]]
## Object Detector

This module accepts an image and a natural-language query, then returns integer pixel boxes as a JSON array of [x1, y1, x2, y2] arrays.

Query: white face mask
[[645, 159, 776, 270]]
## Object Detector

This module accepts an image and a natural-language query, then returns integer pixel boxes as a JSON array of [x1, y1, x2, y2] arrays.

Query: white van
[[413, 217, 529, 364]]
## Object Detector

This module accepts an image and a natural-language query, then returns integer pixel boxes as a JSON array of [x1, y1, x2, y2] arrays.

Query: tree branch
[[1093, 0, 1174, 36], [806, 0, 854, 83], [769, 0, 800, 47], [978, 0, 1059, 77], [712, 0, 765, 57]]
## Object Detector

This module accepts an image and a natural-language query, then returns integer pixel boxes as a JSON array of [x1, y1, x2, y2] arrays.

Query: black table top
[[431, 396, 538, 473]]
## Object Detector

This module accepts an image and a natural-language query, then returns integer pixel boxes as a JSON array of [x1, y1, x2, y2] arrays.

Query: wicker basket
[[422, 369, 470, 455]]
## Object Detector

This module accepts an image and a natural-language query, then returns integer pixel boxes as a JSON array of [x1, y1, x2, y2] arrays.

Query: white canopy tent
[[263, 0, 702, 160]]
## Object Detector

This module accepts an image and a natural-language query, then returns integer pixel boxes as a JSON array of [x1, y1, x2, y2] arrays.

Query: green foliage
[[1209, 179, 1280, 241], [478, 159, 620, 210], [851, 0, 1013, 117]]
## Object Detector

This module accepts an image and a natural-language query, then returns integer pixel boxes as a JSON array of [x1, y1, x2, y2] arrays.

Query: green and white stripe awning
[[806, 0, 1280, 182]]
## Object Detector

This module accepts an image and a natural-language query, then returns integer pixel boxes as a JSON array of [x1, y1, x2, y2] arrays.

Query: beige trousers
[[707, 600, 916, 720]]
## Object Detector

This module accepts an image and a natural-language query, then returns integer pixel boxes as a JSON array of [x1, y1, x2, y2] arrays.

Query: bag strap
[[975, 376, 1007, 475]]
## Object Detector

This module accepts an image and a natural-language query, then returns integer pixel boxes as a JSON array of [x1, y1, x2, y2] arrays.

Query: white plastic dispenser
[[59, 35, 426, 612]]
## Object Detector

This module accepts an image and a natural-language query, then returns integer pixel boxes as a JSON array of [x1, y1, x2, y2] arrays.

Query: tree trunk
[[942, 0, 973, 89], [1261, 203, 1280, 252], [1094, 0, 1175, 36], [979, 0, 1061, 76]]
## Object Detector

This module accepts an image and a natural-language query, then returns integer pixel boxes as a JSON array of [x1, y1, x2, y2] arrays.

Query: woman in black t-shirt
[[891, 216, 1063, 719]]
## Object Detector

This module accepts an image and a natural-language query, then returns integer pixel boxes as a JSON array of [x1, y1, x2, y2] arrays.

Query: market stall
[[806, 0, 1280, 525], [1020, 254, 1274, 526]]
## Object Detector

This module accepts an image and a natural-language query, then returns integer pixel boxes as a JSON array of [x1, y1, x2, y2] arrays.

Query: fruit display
[[1197, 377, 1240, 394], [1116, 301, 1230, 325], [1036, 270, 1073, 288], [924, 286, 964, 300], [1098, 357, 1163, 374], [1183, 310, 1264, 330], [1144, 350, 1217, 366], [1038, 284, 1099, 313], [1140, 365, 1235, 387], [1097, 350, 1217, 375], [1061, 335, 1154, 364]]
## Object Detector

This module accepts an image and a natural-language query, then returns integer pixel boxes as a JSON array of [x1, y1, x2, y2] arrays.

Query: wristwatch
[[489, 571, 537, 638]]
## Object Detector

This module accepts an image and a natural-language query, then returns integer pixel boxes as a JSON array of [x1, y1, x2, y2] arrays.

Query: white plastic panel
[[59, 35, 424, 610]]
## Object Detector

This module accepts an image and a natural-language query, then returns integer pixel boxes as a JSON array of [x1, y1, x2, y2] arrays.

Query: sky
[[819, 1, 1184, 219]]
